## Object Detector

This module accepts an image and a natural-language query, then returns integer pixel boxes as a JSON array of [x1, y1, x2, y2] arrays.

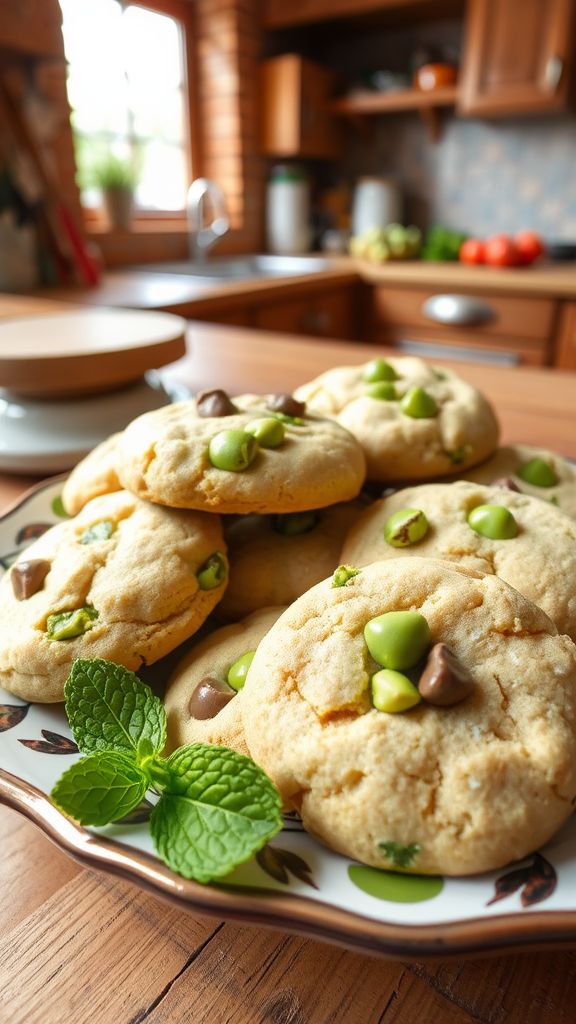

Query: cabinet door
[[255, 289, 355, 339], [555, 303, 576, 369], [459, 0, 574, 116], [260, 55, 342, 158]]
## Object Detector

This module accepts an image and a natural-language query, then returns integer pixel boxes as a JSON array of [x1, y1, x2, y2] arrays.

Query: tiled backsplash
[[354, 114, 576, 241]]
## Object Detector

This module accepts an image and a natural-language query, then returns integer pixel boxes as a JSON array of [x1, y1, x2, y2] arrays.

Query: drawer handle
[[422, 294, 495, 326]]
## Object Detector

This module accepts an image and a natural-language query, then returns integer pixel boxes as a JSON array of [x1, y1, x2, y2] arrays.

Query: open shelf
[[330, 84, 458, 115]]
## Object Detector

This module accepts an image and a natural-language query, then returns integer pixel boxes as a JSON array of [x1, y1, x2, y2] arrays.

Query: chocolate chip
[[11, 559, 51, 601], [266, 393, 306, 418], [491, 476, 521, 492], [196, 389, 237, 418], [417, 643, 475, 707], [188, 675, 235, 719]]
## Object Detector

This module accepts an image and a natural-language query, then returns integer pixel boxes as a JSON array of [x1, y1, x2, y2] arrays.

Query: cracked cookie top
[[293, 356, 499, 482], [241, 557, 576, 876], [0, 490, 227, 702], [115, 395, 366, 514], [454, 443, 576, 519], [340, 480, 576, 642]]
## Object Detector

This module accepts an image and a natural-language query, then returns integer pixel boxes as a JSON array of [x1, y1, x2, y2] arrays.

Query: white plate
[[2, 478, 576, 958]]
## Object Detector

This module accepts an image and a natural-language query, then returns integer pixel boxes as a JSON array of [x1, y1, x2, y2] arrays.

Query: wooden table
[[2, 323, 576, 1024]]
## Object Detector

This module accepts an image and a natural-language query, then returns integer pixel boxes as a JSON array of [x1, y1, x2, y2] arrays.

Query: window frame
[[74, 0, 199, 230]]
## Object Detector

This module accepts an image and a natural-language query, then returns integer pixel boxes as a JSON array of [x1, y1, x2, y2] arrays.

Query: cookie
[[164, 607, 285, 756], [61, 432, 123, 515], [293, 356, 499, 482], [341, 480, 576, 641], [116, 390, 366, 514], [241, 557, 576, 876], [454, 444, 576, 519], [0, 491, 228, 702], [218, 500, 366, 621]]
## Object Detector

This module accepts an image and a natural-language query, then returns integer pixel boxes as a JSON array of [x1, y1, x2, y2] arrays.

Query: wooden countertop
[[24, 256, 576, 316], [2, 322, 576, 1023]]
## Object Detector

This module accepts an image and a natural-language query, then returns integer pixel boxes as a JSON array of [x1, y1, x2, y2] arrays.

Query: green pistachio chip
[[79, 519, 115, 544], [467, 504, 518, 540], [244, 417, 285, 449], [267, 411, 304, 426], [196, 552, 228, 590], [366, 381, 397, 401], [362, 358, 399, 383], [371, 669, 422, 713], [208, 429, 259, 471], [331, 564, 360, 588], [517, 457, 558, 488], [400, 386, 438, 419], [384, 508, 428, 548], [272, 511, 319, 536], [227, 650, 256, 692], [379, 840, 421, 869], [364, 611, 431, 670], [46, 606, 99, 641]]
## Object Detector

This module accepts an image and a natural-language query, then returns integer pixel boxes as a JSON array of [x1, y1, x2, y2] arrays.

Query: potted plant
[[92, 154, 139, 230]]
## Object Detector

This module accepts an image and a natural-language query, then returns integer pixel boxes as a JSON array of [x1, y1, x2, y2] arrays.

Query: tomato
[[484, 235, 520, 267], [459, 238, 485, 264], [514, 230, 545, 265]]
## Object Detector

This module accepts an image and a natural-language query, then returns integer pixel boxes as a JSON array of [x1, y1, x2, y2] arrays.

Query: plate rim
[[2, 474, 576, 959], [2, 767, 576, 960]]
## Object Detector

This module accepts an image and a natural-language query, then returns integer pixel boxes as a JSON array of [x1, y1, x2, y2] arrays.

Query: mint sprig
[[51, 659, 283, 883], [64, 659, 166, 756]]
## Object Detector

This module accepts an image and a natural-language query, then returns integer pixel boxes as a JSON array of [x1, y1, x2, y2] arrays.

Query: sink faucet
[[186, 178, 229, 261]]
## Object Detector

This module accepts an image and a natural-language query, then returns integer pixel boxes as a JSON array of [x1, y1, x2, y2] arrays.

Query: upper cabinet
[[458, 0, 575, 116], [260, 54, 343, 158]]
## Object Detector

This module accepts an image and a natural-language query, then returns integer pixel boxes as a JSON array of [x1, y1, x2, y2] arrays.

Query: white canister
[[351, 177, 402, 236], [266, 165, 310, 255]]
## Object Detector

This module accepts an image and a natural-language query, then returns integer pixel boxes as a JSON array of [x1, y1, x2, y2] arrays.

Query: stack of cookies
[[3, 353, 576, 878]]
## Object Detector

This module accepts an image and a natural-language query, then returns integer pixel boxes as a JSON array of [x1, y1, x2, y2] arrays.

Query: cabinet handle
[[544, 55, 563, 93], [397, 339, 519, 367], [422, 294, 495, 326]]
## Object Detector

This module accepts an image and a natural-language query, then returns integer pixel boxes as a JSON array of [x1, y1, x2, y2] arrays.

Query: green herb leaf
[[64, 659, 166, 757], [51, 751, 148, 826], [379, 840, 421, 869], [150, 744, 283, 882]]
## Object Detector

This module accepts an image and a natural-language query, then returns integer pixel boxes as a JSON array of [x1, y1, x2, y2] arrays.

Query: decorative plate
[[2, 477, 576, 960]]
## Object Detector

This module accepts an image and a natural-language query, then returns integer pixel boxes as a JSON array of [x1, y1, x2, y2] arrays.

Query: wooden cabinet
[[260, 55, 342, 159], [459, 0, 575, 116], [555, 303, 576, 369], [369, 285, 556, 366], [255, 286, 357, 339]]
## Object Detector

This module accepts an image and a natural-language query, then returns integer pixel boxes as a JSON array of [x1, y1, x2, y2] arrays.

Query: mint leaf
[[64, 659, 166, 757], [150, 744, 282, 882], [51, 751, 148, 826]]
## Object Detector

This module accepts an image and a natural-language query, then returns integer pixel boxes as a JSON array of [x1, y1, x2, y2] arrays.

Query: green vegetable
[[227, 650, 256, 692], [51, 659, 283, 883], [362, 358, 398, 383], [331, 564, 360, 588], [46, 606, 99, 641], [208, 429, 259, 471], [79, 519, 115, 544], [400, 387, 438, 419], [64, 658, 166, 756], [244, 417, 285, 449], [272, 511, 319, 536], [421, 225, 468, 262], [467, 505, 518, 540], [366, 381, 397, 401], [150, 745, 281, 882], [517, 458, 558, 488], [52, 751, 149, 826], [384, 508, 428, 548], [378, 840, 421, 869], [364, 611, 431, 670], [371, 669, 422, 713], [196, 552, 228, 590]]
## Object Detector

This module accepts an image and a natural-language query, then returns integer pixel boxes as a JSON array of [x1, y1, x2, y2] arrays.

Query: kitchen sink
[[127, 254, 333, 281]]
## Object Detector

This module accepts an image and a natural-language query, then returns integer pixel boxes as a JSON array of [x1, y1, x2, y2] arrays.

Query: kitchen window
[[58, 0, 194, 217]]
